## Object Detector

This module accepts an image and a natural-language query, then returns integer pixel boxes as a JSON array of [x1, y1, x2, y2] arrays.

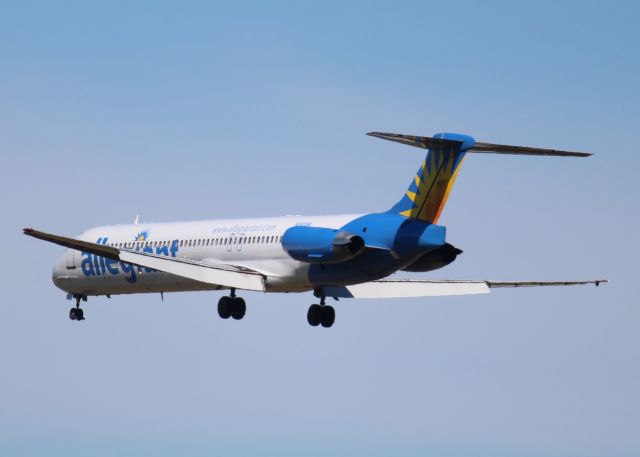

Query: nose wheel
[[69, 294, 86, 321], [217, 291, 246, 320]]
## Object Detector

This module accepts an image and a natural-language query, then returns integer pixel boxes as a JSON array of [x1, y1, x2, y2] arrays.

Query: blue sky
[[1, 1, 638, 456]]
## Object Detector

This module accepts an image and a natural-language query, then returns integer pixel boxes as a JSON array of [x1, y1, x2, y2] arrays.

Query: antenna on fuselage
[[134, 214, 140, 225]]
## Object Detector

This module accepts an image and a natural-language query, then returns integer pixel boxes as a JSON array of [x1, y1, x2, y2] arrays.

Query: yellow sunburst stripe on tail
[[427, 155, 465, 224]]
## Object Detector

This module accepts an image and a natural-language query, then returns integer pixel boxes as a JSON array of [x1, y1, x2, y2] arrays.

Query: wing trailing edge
[[322, 278, 606, 299]]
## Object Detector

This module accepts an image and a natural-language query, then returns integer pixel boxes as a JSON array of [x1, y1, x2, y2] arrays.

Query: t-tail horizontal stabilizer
[[367, 131, 592, 157]]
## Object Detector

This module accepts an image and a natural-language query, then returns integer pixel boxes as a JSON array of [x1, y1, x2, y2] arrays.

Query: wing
[[322, 278, 606, 299], [23, 228, 266, 291]]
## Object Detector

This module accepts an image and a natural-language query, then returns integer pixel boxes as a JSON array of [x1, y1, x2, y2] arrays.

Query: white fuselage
[[52, 214, 362, 296]]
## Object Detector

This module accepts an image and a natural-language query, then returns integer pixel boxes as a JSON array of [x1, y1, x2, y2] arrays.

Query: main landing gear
[[307, 295, 335, 328], [217, 289, 246, 320], [69, 294, 87, 321]]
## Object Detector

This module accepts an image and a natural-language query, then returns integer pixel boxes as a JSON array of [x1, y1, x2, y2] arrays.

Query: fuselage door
[[65, 249, 77, 269]]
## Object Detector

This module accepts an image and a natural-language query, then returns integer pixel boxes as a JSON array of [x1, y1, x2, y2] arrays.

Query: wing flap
[[323, 279, 490, 299], [118, 250, 265, 291], [23, 228, 266, 291]]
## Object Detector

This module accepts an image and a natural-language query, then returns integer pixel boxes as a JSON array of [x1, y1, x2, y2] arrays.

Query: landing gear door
[[65, 249, 77, 269]]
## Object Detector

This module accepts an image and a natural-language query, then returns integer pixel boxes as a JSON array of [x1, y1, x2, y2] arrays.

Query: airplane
[[23, 131, 607, 328]]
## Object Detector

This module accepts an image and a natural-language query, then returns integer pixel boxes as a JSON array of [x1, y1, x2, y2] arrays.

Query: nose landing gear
[[69, 294, 87, 321]]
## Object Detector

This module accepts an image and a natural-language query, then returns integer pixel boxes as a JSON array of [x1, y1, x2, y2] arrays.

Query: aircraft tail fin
[[367, 131, 591, 224]]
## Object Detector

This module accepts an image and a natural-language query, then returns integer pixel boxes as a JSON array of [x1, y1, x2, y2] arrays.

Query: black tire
[[307, 304, 321, 326], [75, 308, 84, 320], [69, 308, 77, 320], [320, 306, 335, 328], [231, 297, 246, 320], [218, 296, 232, 319]]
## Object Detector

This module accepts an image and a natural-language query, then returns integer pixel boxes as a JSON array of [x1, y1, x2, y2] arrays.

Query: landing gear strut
[[307, 294, 335, 328], [69, 294, 86, 321], [217, 289, 246, 320]]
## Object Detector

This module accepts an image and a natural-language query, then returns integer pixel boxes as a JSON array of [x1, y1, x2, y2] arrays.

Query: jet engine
[[402, 243, 462, 272], [281, 226, 366, 264]]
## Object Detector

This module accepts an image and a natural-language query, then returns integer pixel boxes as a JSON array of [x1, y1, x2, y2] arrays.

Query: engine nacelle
[[402, 243, 462, 272], [282, 226, 366, 264]]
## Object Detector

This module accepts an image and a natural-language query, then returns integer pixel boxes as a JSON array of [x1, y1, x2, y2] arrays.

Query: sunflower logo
[[134, 230, 150, 241]]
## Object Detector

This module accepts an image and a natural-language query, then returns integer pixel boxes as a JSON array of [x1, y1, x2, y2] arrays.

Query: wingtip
[[23, 227, 33, 235]]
